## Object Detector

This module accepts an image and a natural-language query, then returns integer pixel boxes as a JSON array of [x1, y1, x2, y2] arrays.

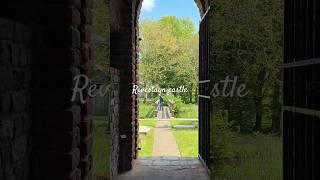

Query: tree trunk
[[254, 96, 263, 131], [253, 69, 266, 132]]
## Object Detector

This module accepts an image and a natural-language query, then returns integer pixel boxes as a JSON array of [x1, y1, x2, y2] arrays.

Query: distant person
[[159, 95, 164, 111]]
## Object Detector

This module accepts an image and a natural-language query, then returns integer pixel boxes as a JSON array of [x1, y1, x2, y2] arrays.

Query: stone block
[[0, 92, 11, 114], [0, 116, 14, 140], [0, 40, 11, 65]]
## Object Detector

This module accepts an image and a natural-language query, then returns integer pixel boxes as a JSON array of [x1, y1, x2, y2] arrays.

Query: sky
[[140, 0, 201, 29]]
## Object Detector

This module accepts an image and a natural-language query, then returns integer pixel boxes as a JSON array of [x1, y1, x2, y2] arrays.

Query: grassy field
[[92, 122, 110, 180], [170, 120, 198, 157], [170, 119, 198, 126], [175, 104, 198, 118], [139, 102, 156, 119], [212, 134, 282, 180], [139, 119, 157, 128], [138, 119, 157, 157], [172, 129, 198, 157]]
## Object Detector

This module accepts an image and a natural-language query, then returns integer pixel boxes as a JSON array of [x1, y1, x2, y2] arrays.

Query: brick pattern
[[30, 1, 93, 180], [110, 0, 137, 172], [0, 18, 32, 180], [109, 67, 120, 179]]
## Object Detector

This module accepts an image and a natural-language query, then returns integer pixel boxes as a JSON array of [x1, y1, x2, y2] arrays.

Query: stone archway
[[110, 0, 210, 175]]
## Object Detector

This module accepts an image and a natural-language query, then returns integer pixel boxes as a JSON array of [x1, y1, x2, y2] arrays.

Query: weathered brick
[[34, 126, 80, 152], [0, 67, 13, 91], [0, 18, 14, 40], [35, 148, 80, 174], [38, 6, 81, 26], [11, 44, 28, 66], [82, 0, 94, 8], [79, 118, 92, 137], [0, 93, 11, 113], [0, 115, 14, 140], [35, 106, 81, 132], [80, 25, 91, 43], [81, 9, 93, 25], [14, 22, 32, 43], [14, 113, 30, 139], [12, 135, 28, 162], [79, 136, 92, 158], [11, 91, 26, 112], [12, 69, 28, 89], [78, 155, 92, 178], [0, 40, 11, 65]]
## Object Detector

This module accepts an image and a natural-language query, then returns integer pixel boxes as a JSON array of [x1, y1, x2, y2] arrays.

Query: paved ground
[[157, 107, 170, 120], [116, 157, 210, 180], [152, 120, 181, 156]]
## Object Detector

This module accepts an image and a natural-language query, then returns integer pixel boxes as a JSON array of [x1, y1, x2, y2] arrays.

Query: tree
[[139, 17, 199, 103], [211, 0, 283, 133]]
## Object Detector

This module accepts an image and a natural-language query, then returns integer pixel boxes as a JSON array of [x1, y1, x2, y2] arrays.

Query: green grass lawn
[[138, 119, 157, 157], [172, 129, 198, 157], [212, 134, 282, 180], [92, 121, 110, 180], [139, 102, 156, 119], [170, 119, 198, 126], [138, 129, 155, 157], [175, 104, 198, 118], [170, 119, 198, 157], [139, 119, 157, 128]]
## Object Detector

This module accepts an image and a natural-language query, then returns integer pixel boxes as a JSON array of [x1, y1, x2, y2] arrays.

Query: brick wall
[[0, 18, 33, 180], [110, 0, 137, 172], [109, 67, 120, 179]]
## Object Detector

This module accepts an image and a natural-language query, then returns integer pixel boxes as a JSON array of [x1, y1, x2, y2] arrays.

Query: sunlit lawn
[[170, 119, 198, 126], [138, 119, 157, 157], [212, 134, 282, 180], [139, 119, 157, 128], [170, 120, 198, 157]]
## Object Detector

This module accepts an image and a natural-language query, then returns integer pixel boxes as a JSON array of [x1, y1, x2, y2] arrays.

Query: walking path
[[153, 106, 180, 156], [157, 106, 171, 120], [116, 106, 209, 180], [116, 157, 210, 180]]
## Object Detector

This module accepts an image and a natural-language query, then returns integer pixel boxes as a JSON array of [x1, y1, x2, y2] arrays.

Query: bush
[[162, 95, 184, 115], [211, 110, 233, 162]]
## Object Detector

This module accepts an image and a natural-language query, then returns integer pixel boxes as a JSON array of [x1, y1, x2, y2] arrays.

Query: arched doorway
[[110, 0, 211, 175]]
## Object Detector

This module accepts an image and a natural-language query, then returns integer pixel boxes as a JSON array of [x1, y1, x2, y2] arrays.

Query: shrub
[[162, 95, 184, 115], [211, 110, 233, 162]]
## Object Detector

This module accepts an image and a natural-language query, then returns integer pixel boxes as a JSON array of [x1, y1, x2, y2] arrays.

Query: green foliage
[[210, 0, 283, 132], [139, 102, 156, 119], [170, 120, 198, 126], [139, 16, 199, 102], [211, 111, 233, 161], [138, 129, 155, 157], [92, 0, 110, 82], [212, 134, 282, 179], [175, 104, 198, 118], [139, 119, 157, 128], [162, 95, 184, 115]]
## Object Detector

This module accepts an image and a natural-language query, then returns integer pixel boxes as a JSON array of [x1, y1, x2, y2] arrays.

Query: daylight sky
[[140, 0, 201, 29]]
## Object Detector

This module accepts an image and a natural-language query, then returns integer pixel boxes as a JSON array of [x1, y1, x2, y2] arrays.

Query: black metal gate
[[199, 7, 211, 169], [283, 0, 320, 179]]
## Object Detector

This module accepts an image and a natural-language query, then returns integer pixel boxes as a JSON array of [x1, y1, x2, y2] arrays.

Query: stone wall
[[109, 67, 120, 179], [1, 1, 95, 179], [0, 17, 33, 180]]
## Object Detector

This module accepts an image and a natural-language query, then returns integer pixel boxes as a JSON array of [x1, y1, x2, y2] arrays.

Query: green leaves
[[139, 16, 199, 102]]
